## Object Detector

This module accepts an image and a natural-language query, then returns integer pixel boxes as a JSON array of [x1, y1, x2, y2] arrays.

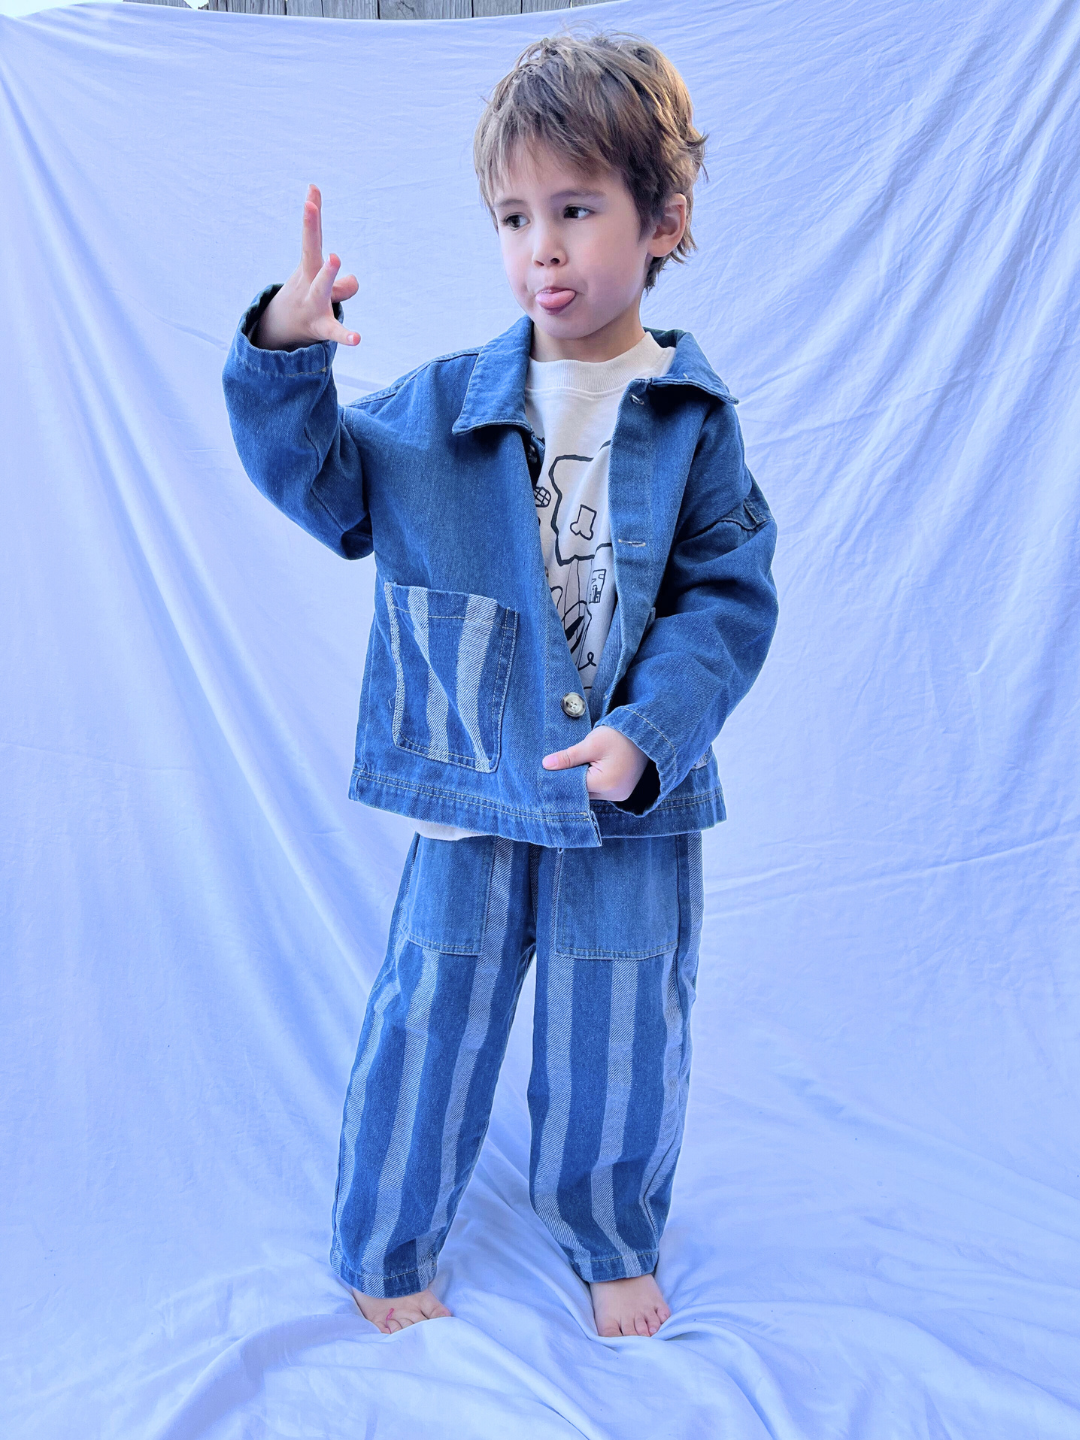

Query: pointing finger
[[301, 194, 323, 279], [311, 184, 324, 258]]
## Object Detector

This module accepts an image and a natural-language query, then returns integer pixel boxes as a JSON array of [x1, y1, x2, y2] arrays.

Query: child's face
[[492, 144, 685, 354]]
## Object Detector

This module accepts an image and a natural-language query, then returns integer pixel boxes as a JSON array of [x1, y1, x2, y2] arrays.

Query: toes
[[633, 1312, 651, 1337], [371, 1298, 451, 1332]]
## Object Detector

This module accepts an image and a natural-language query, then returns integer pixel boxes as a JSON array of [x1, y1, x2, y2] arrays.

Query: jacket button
[[561, 692, 587, 719]]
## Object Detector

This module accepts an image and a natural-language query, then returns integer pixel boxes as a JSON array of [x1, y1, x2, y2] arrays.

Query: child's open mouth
[[535, 288, 576, 314]]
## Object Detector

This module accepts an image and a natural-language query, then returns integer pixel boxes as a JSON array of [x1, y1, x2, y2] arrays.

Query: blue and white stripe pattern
[[330, 830, 703, 1298], [384, 583, 518, 773]]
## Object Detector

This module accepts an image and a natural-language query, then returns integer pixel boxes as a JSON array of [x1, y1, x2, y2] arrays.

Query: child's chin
[[531, 304, 594, 336]]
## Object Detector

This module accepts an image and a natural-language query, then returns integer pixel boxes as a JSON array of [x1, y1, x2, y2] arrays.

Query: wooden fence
[[127, 0, 603, 17]]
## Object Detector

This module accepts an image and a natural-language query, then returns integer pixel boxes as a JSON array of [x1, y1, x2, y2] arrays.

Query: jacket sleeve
[[220, 285, 372, 560], [600, 396, 779, 815]]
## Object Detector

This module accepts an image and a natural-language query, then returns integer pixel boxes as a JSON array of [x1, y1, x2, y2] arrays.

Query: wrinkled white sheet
[[2, 1, 1079, 1435]]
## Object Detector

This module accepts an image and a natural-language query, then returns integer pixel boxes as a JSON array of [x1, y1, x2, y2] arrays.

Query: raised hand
[[541, 725, 649, 803], [253, 184, 360, 351]]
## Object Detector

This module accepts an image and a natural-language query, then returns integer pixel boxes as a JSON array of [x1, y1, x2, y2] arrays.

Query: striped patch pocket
[[384, 582, 519, 773]]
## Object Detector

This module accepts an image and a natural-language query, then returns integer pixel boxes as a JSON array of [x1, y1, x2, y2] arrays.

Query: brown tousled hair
[[474, 31, 707, 292]]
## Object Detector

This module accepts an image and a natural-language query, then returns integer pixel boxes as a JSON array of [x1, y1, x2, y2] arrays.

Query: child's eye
[[500, 213, 527, 230], [564, 205, 592, 219]]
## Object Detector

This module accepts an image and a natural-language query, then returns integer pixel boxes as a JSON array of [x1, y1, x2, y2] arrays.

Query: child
[[222, 31, 778, 1339]]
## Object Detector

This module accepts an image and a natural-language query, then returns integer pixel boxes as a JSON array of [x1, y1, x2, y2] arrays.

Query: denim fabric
[[222, 287, 779, 847], [330, 830, 703, 1296], [384, 583, 518, 773]]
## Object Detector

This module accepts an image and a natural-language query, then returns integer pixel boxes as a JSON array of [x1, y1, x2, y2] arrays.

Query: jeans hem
[[572, 1249, 659, 1283], [330, 1244, 438, 1299]]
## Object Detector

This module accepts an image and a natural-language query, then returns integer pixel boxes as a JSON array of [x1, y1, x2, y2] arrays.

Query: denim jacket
[[222, 286, 778, 848]]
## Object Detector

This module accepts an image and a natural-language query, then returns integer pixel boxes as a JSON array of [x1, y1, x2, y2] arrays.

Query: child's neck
[[529, 302, 647, 364]]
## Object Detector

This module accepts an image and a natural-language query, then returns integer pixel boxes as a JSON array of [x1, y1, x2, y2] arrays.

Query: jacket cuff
[[231, 284, 344, 375], [599, 706, 679, 816]]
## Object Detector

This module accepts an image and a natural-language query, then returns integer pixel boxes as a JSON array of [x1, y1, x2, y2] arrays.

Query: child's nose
[[533, 250, 566, 270], [530, 223, 566, 268]]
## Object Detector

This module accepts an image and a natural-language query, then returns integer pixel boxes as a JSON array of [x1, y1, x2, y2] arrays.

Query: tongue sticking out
[[536, 289, 575, 313]]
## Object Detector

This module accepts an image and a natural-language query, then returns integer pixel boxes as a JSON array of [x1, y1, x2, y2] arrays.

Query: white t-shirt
[[414, 330, 675, 843]]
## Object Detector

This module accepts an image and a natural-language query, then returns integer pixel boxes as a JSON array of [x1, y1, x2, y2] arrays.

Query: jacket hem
[[349, 766, 724, 844], [592, 786, 725, 837], [350, 765, 603, 848]]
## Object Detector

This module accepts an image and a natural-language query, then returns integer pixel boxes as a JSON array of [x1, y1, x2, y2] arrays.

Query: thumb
[[542, 732, 601, 770]]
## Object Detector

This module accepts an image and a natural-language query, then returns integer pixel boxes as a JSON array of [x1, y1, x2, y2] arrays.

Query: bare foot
[[351, 1286, 452, 1335], [589, 1273, 671, 1337]]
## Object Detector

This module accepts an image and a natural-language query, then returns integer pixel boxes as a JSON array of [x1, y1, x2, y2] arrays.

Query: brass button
[[561, 692, 587, 719]]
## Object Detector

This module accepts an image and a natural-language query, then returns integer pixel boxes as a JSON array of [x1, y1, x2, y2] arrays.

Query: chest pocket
[[384, 582, 518, 773]]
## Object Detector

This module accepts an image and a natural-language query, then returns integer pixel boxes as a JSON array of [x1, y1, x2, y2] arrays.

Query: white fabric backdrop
[[0, 0, 114, 21], [2, 1, 1078, 1435]]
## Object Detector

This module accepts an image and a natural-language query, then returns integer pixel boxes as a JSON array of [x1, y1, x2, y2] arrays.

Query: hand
[[542, 725, 650, 803], [253, 184, 361, 351]]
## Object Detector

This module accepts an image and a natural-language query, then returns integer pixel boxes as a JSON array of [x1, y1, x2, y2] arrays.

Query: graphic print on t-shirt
[[532, 443, 614, 691]]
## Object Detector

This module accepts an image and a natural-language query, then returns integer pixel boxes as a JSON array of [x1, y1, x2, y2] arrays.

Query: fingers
[[331, 271, 360, 303], [330, 272, 358, 297], [541, 729, 644, 801], [314, 254, 360, 345], [300, 185, 323, 279], [541, 742, 609, 795], [325, 319, 361, 346], [541, 748, 572, 771], [541, 747, 577, 771], [312, 186, 323, 260], [298, 187, 359, 343], [542, 734, 601, 770]]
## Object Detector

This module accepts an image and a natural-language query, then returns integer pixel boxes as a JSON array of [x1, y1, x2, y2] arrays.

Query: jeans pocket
[[553, 836, 681, 960], [402, 835, 498, 955], [384, 582, 518, 772]]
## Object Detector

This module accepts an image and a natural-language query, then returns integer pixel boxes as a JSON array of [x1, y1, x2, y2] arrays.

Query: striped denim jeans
[[330, 829, 704, 1298]]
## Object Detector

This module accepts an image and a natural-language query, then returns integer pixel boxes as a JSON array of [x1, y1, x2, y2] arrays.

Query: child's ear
[[651, 193, 688, 256]]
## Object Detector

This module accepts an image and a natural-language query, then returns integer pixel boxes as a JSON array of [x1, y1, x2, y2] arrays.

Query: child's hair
[[474, 31, 707, 292]]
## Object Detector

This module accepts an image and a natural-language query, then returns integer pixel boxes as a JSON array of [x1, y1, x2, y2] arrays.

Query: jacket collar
[[451, 316, 737, 436]]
